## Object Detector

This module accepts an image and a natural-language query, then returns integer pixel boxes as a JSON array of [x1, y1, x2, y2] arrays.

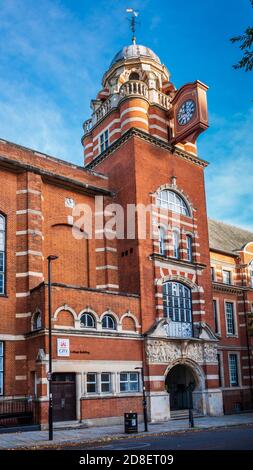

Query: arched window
[[32, 312, 42, 331], [102, 314, 116, 330], [172, 230, 180, 259], [163, 282, 192, 324], [186, 235, 193, 262], [250, 261, 253, 288], [80, 312, 95, 328], [0, 215, 5, 295], [157, 190, 190, 216], [158, 226, 166, 255], [129, 72, 140, 81]]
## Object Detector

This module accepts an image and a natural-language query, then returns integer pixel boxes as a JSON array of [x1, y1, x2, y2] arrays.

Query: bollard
[[189, 408, 194, 428]]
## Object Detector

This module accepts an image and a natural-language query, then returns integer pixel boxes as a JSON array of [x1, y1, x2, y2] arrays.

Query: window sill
[[81, 392, 142, 399]]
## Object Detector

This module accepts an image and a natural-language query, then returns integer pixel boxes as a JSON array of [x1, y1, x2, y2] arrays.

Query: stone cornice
[[0, 153, 112, 197], [212, 281, 246, 295], [84, 128, 209, 170], [150, 253, 207, 271], [30, 281, 140, 299]]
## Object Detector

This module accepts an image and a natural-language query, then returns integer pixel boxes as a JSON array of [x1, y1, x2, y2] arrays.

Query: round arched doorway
[[165, 364, 196, 411]]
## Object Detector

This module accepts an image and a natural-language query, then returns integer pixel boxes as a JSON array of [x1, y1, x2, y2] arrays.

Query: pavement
[[0, 413, 253, 450]]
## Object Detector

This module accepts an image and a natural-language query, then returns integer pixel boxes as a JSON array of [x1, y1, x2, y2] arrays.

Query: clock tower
[[82, 41, 223, 420]]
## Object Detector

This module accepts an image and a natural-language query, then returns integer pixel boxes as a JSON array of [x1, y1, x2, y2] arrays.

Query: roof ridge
[[208, 218, 253, 236]]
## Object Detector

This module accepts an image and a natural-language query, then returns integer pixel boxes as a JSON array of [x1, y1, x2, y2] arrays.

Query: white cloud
[[200, 107, 253, 231], [0, 0, 128, 161]]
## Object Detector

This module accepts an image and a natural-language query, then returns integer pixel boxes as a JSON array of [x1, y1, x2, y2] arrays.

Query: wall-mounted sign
[[57, 338, 70, 357]]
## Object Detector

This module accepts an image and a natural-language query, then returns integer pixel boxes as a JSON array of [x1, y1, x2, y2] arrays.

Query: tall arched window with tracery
[[163, 281, 193, 338], [157, 190, 190, 216], [0, 215, 6, 295]]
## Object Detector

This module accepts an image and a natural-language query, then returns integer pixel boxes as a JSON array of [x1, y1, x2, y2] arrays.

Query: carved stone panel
[[186, 343, 204, 363], [146, 339, 218, 365], [146, 340, 181, 363], [203, 343, 218, 363]]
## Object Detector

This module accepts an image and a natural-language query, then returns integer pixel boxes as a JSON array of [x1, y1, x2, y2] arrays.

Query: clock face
[[177, 99, 196, 126]]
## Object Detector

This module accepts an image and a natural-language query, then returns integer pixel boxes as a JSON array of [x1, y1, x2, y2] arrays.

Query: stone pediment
[[146, 318, 170, 338], [197, 322, 218, 341]]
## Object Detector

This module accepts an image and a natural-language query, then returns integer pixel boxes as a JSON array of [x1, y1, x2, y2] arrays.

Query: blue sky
[[0, 0, 253, 229]]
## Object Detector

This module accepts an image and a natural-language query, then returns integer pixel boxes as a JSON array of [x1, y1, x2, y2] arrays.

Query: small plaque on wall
[[57, 338, 70, 357]]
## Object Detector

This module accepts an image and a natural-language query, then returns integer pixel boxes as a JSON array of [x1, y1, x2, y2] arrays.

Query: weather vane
[[126, 8, 140, 45]]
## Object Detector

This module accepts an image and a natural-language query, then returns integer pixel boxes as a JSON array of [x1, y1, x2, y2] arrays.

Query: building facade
[[0, 42, 252, 427]]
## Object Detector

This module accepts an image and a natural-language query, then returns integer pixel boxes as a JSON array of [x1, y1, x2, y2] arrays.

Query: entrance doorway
[[51, 373, 76, 422], [166, 364, 195, 410]]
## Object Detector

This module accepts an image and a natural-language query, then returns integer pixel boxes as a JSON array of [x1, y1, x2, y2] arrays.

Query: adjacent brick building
[[0, 42, 252, 427]]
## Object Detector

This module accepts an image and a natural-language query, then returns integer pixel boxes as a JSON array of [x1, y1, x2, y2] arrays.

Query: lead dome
[[110, 44, 161, 67]]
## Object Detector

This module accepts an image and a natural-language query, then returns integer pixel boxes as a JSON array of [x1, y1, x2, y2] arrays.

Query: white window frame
[[86, 372, 97, 394], [157, 190, 190, 217], [0, 341, 3, 395], [213, 298, 221, 335], [0, 215, 6, 295], [80, 312, 95, 329], [163, 282, 192, 324], [100, 372, 111, 394], [228, 352, 241, 387], [217, 351, 225, 387], [99, 129, 109, 154], [172, 230, 180, 259], [101, 314, 116, 330], [222, 269, 232, 285], [249, 260, 253, 288], [186, 234, 193, 262], [158, 226, 166, 256], [224, 300, 238, 337], [119, 372, 139, 393]]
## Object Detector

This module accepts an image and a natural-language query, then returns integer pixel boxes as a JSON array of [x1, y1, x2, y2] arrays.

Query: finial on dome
[[126, 8, 139, 45]]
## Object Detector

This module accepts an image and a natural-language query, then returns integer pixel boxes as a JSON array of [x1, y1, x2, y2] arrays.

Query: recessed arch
[[54, 305, 78, 321], [120, 311, 140, 330], [164, 357, 205, 392], [156, 275, 202, 293]]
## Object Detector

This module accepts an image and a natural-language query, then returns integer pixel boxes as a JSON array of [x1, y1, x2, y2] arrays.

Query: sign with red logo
[[57, 338, 70, 357]]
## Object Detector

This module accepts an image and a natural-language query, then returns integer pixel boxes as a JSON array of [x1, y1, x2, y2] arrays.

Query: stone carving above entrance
[[146, 340, 181, 363], [146, 339, 218, 364], [203, 343, 218, 363], [186, 343, 203, 363]]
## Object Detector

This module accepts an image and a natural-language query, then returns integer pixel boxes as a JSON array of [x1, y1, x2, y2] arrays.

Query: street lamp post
[[47, 255, 58, 441], [135, 367, 148, 432]]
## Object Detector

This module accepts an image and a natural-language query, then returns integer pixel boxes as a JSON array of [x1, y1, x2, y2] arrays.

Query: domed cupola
[[110, 44, 161, 67]]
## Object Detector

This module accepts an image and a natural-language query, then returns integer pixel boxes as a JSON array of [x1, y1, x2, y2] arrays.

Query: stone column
[[76, 373, 82, 421]]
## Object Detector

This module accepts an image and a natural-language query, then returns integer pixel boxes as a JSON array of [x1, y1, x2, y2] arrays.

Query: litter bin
[[124, 412, 138, 434]]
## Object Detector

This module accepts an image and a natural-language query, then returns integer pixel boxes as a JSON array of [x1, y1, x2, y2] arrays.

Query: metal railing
[[0, 398, 39, 428]]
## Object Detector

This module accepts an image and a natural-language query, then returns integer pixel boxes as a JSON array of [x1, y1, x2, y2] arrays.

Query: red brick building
[[0, 42, 252, 427]]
